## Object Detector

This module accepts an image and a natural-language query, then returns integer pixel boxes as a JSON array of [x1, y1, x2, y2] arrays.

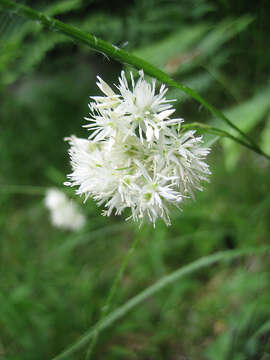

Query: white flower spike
[[65, 71, 211, 226]]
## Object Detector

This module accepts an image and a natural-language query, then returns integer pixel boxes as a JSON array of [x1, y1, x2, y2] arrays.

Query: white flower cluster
[[45, 188, 86, 230], [65, 71, 211, 226]]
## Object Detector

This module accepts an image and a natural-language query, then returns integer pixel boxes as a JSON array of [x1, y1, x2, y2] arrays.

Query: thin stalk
[[182, 122, 260, 154], [51, 246, 270, 360], [85, 232, 142, 359], [0, 0, 269, 159]]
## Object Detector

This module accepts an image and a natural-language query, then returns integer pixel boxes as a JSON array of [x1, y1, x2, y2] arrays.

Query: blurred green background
[[1, 0, 270, 359]]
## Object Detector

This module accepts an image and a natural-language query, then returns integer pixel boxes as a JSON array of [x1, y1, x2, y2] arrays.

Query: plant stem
[[85, 231, 142, 360], [51, 246, 270, 360], [0, 0, 269, 159], [182, 123, 260, 154]]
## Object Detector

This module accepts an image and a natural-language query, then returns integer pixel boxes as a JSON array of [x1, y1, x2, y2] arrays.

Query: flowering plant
[[65, 71, 211, 226]]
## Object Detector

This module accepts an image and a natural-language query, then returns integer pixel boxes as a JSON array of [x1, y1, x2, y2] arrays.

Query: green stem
[[85, 232, 141, 359], [51, 246, 270, 360], [1, 0, 269, 159], [182, 123, 260, 154]]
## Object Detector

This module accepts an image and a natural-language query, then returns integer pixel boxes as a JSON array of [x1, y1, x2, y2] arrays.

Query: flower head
[[45, 188, 86, 230], [65, 71, 211, 226]]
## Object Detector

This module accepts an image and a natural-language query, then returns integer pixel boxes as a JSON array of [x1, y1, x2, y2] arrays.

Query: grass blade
[[51, 246, 270, 360]]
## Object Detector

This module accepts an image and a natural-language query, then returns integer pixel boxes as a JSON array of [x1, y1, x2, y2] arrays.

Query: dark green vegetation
[[1, 0, 270, 359]]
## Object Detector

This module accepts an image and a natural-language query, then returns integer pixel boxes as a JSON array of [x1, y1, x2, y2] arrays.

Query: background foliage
[[1, 0, 270, 359]]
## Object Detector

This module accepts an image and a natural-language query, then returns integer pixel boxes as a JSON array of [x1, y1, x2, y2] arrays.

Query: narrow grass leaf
[[51, 246, 270, 360]]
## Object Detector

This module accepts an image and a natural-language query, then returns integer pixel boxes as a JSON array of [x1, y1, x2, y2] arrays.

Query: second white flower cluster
[[65, 71, 211, 226]]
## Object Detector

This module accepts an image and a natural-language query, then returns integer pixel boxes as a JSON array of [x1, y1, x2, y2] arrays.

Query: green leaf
[[177, 15, 254, 75], [133, 24, 209, 71], [44, 0, 82, 17], [133, 16, 253, 75], [217, 87, 270, 169], [261, 113, 270, 155]]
